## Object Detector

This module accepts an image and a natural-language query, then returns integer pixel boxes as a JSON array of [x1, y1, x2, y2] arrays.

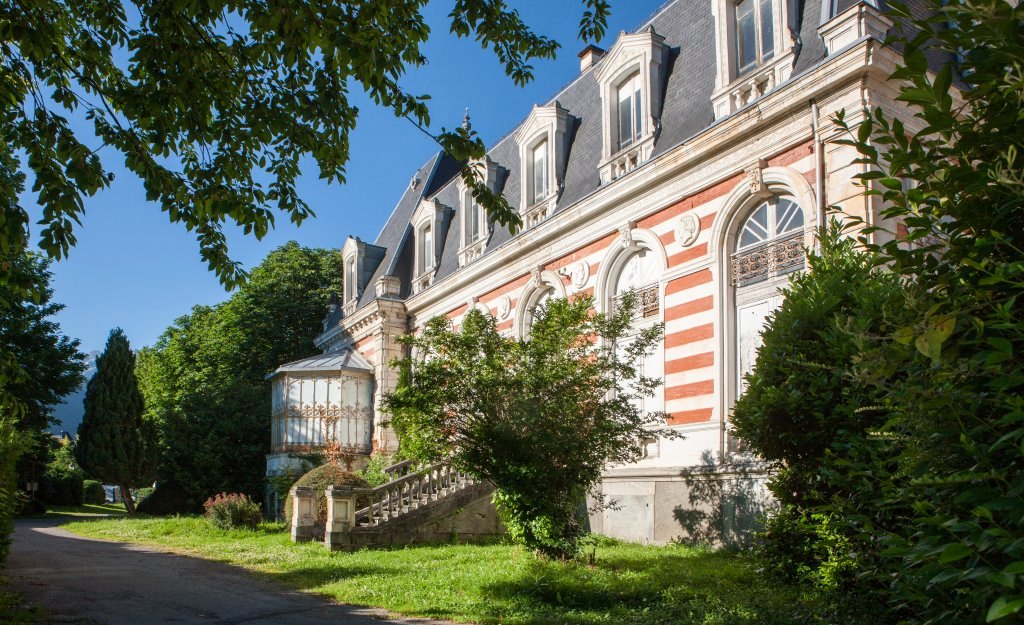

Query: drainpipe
[[811, 99, 826, 244]]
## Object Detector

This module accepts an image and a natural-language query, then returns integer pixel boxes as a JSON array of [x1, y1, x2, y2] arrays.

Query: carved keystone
[[324, 485, 357, 551], [290, 486, 316, 543]]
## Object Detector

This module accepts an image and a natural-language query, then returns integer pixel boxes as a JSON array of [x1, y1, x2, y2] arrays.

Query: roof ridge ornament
[[462, 108, 472, 132]]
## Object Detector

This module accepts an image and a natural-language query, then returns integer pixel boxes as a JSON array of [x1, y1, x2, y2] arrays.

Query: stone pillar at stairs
[[290, 486, 317, 543], [325, 485, 358, 552]]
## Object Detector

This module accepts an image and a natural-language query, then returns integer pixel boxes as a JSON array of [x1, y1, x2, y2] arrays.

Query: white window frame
[[513, 103, 569, 228], [616, 72, 644, 152], [410, 198, 447, 293], [594, 28, 667, 184], [530, 138, 550, 206], [711, 0, 795, 118], [456, 157, 497, 267]]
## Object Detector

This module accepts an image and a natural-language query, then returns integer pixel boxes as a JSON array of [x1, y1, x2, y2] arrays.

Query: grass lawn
[[63, 516, 873, 625], [45, 502, 127, 517]]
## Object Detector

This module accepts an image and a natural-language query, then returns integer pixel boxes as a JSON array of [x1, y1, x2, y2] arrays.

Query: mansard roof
[[327, 0, 864, 326]]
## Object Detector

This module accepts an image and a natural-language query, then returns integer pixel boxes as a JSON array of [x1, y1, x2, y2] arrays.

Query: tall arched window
[[611, 248, 664, 439], [732, 195, 805, 397]]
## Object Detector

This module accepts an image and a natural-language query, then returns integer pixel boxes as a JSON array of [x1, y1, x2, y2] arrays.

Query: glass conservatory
[[265, 349, 375, 479]]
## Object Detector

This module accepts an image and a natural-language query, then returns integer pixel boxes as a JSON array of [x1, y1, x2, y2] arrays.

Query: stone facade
[[271, 0, 923, 544]]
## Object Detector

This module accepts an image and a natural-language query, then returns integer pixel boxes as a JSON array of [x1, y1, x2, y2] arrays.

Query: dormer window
[[617, 72, 643, 151], [711, 0, 796, 118], [514, 103, 571, 229], [735, 0, 774, 75], [531, 139, 549, 204], [344, 257, 357, 303], [339, 236, 386, 315], [595, 28, 668, 184], [411, 198, 450, 294], [420, 224, 433, 273], [457, 157, 499, 267]]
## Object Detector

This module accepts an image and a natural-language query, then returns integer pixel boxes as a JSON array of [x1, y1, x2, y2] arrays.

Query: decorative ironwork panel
[[613, 284, 660, 321], [732, 232, 805, 286]]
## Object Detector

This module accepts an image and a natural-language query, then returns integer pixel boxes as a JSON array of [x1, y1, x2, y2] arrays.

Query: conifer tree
[[76, 329, 154, 516]]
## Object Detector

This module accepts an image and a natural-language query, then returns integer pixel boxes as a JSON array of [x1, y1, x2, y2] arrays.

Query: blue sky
[[23, 1, 667, 353]]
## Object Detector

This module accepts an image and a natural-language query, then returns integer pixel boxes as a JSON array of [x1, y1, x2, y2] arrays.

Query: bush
[[283, 464, 370, 534], [38, 439, 84, 506], [135, 480, 202, 516], [40, 470, 83, 506], [82, 480, 105, 505], [357, 454, 396, 487], [203, 493, 262, 530], [0, 417, 24, 563], [753, 507, 859, 592]]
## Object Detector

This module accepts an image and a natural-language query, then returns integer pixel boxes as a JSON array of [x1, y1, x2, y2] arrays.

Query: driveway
[[5, 517, 450, 625]]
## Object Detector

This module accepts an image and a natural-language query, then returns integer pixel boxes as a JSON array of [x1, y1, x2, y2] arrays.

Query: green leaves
[[913, 314, 955, 363], [3, 0, 599, 288], [384, 294, 673, 559]]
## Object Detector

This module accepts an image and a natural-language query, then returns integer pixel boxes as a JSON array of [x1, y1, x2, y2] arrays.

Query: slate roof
[[268, 349, 373, 378], [328, 0, 917, 329]]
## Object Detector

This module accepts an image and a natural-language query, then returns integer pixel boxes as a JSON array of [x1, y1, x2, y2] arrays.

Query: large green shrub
[[0, 417, 24, 562], [38, 438, 84, 506], [384, 295, 674, 559], [82, 480, 106, 505], [826, 0, 1024, 620], [282, 464, 370, 533], [135, 480, 202, 516], [731, 223, 912, 595]]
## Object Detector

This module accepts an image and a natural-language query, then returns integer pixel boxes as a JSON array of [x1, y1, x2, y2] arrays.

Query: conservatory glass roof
[[266, 348, 373, 379]]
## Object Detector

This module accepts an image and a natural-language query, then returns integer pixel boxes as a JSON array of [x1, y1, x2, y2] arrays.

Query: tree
[[76, 328, 155, 516], [136, 242, 342, 506], [1, 0, 611, 288], [0, 253, 87, 435], [0, 247, 83, 561], [737, 0, 1024, 620], [730, 223, 914, 593], [383, 294, 675, 559]]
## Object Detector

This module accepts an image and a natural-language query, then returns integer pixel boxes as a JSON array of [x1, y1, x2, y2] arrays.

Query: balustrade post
[[290, 486, 316, 543], [324, 485, 356, 551]]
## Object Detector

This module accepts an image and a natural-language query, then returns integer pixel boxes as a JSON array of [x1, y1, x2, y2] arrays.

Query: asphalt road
[[5, 517, 449, 625]]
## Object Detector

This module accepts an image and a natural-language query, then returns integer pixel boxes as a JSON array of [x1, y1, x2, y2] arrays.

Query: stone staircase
[[290, 461, 501, 551]]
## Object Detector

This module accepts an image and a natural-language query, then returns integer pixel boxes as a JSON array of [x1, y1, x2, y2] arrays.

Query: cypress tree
[[76, 328, 154, 516]]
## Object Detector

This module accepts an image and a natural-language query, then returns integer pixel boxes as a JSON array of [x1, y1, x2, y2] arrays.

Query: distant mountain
[[51, 351, 99, 436]]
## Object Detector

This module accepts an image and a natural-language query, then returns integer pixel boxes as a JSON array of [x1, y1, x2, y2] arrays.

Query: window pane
[[422, 227, 432, 270], [759, 0, 774, 61], [633, 80, 643, 140], [774, 198, 804, 234], [738, 203, 769, 248], [618, 81, 634, 149], [532, 140, 548, 203], [736, 0, 756, 74], [470, 201, 480, 240]]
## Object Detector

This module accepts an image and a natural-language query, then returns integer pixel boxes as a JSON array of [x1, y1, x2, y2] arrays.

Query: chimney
[[578, 44, 606, 72]]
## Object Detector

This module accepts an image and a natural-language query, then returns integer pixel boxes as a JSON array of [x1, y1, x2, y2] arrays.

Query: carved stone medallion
[[497, 295, 512, 320], [675, 213, 701, 247], [557, 261, 591, 290]]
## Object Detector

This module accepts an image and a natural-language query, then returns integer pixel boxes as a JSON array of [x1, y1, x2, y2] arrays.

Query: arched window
[[732, 195, 805, 398], [521, 284, 555, 333], [608, 247, 664, 452], [613, 249, 661, 322]]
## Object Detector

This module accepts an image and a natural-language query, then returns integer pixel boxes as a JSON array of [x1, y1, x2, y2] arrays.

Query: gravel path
[[4, 517, 450, 625]]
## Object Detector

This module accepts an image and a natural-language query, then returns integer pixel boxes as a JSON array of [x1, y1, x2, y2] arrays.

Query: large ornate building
[[268, 0, 914, 543]]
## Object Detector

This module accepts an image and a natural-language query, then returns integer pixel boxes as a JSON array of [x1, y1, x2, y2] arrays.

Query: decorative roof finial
[[462, 108, 472, 132]]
